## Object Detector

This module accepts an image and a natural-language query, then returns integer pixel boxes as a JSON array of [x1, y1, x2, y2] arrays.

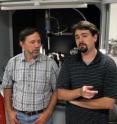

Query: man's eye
[[30, 41, 35, 44], [75, 36, 79, 39], [83, 35, 87, 37]]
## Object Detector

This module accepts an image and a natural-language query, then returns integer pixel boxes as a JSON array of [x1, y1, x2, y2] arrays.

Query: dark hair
[[72, 20, 99, 36], [19, 27, 41, 42]]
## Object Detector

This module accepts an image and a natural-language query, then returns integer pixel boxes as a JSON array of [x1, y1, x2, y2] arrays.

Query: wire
[[50, 16, 69, 36], [73, 8, 87, 21], [50, 16, 60, 30], [49, 9, 87, 35]]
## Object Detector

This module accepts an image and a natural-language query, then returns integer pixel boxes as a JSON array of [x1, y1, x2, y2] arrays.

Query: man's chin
[[33, 53, 39, 58], [79, 48, 88, 53]]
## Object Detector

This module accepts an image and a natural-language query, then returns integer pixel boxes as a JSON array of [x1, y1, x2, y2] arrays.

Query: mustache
[[78, 43, 88, 53], [79, 43, 86, 46], [33, 49, 39, 52]]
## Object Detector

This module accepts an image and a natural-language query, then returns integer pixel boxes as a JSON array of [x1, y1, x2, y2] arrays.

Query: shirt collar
[[77, 50, 102, 65], [92, 50, 102, 64]]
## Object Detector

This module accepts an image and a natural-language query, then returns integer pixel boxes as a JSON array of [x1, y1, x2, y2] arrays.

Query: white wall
[[109, 3, 117, 40]]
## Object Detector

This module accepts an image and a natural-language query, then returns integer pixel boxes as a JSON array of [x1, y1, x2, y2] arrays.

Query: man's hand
[[8, 110, 19, 124], [58, 86, 98, 101], [80, 86, 98, 99], [34, 110, 51, 124]]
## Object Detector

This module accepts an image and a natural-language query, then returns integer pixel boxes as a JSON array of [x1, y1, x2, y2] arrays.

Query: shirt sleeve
[[57, 57, 71, 89], [2, 59, 14, 89], [103, 57, 117, 99], [50, 59, 59, 90]]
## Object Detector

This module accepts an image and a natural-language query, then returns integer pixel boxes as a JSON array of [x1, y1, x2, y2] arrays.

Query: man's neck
[[82, 48, 97, 64], [24, 52, 35, 62]]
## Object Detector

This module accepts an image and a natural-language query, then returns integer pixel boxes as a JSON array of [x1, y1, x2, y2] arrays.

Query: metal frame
[[0, 0, 102, 10], [100, 1, 117, 52], [0, 0, 89, 10], [103, 0, 117, 4], [100, 3, 110, 51], [0, 0, 117, 54]]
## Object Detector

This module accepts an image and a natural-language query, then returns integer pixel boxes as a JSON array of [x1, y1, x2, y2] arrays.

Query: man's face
[[74, 29, 97, 53], [20, 32, 41, 58]]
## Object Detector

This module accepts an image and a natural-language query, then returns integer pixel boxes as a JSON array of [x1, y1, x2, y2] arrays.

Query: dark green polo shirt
[[57, 51, 117, 124]]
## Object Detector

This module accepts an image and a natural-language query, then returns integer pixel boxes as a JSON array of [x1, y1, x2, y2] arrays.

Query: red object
[[0, 93, 6, 124]]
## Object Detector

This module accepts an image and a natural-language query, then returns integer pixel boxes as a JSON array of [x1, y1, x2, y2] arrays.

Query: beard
[[78, 43, 88, 53], [28, 49, 39, 58], [32, 49, 39, 56]]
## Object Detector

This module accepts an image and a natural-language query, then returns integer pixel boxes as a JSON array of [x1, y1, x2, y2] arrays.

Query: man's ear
[[94, 34, 98, 43], [19, 41, 23, 47]]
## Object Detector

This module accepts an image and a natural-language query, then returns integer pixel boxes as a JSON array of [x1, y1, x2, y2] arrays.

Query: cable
[[46, 9, 87, 36], [50, 16, 60, 31], [73, 8, 87, 21], [49, 16, 70, 36]]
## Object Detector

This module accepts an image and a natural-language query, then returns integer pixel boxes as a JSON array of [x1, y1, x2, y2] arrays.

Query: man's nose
[[35, 42, 40, 48], [78, 37, 83, 42]]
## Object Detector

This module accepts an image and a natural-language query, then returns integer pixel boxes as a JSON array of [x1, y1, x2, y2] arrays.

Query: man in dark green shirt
[[57, 21, 117, 124]]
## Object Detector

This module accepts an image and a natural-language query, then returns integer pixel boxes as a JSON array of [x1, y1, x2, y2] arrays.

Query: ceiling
[[0, 0, 116, 10], [0, 0, 102, 10]]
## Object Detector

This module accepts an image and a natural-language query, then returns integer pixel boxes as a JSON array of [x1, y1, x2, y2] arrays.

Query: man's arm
[[4, 88, 19, 124], [70, 97, 115, 110], [58, 86, 98, 101], [44, 90, 57, 115], [4, 88, 13, 112], [58, 88, 81, 101]]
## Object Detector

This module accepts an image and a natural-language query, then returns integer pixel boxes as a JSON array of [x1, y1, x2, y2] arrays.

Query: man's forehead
[[75, 29, 90, 35]]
